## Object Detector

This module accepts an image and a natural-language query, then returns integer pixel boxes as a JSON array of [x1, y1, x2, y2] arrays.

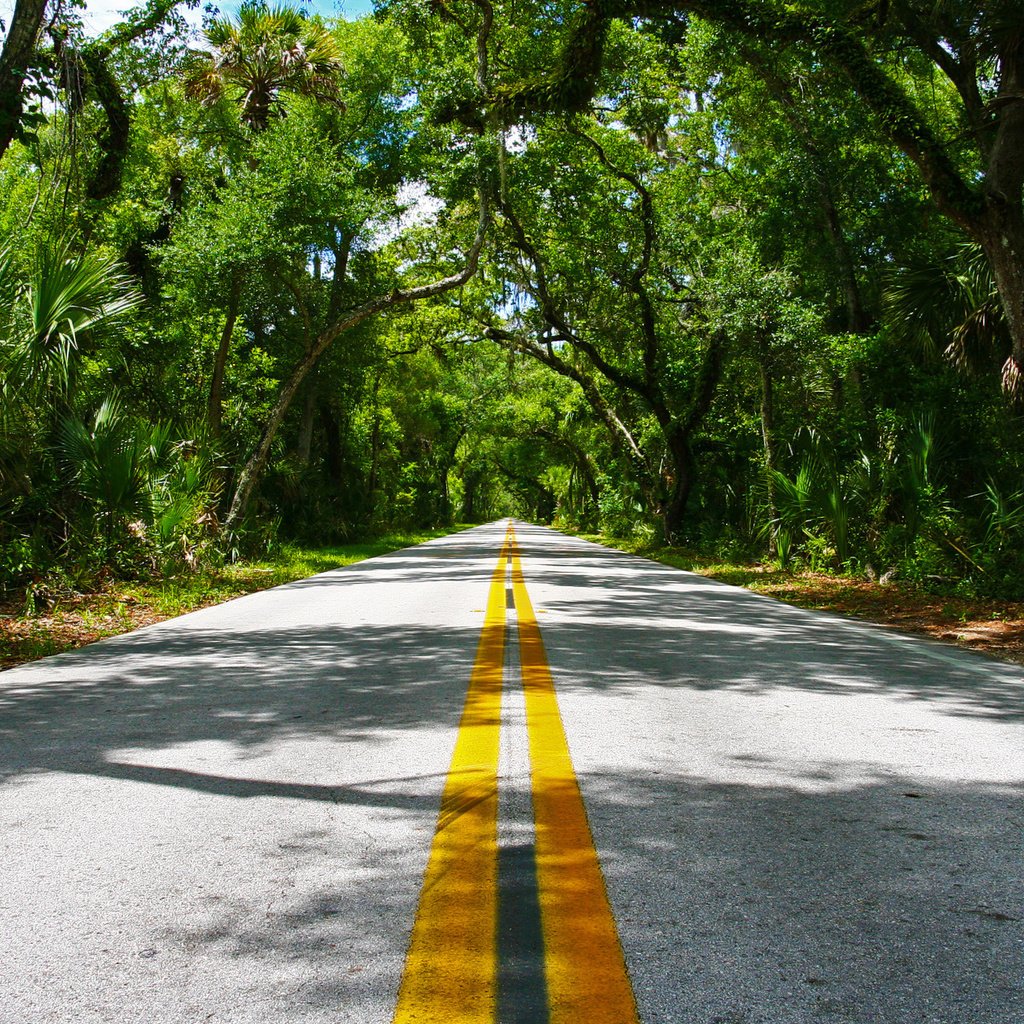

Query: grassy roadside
[[0, 527, 462, 670], [582, 534, 1024, 666]]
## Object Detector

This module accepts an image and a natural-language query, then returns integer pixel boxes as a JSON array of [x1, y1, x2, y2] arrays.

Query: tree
[[208, 11, 494, 530], [0, 0, 49, 161], [184, 2, 344, 133], [470, 108, 730, 541], [498, 0, 1024, 394]]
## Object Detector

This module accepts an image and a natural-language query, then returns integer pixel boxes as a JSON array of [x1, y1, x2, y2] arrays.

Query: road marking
[[510, 529, 639, 1024], [391, 527, 511, 1023], [393, 524, 637, 1023]]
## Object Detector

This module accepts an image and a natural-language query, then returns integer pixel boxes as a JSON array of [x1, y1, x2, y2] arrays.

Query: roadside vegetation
[[2, 0, 1023, 667]]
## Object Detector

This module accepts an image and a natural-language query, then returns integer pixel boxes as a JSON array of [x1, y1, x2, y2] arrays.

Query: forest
[[2, 0, 1023, 610]]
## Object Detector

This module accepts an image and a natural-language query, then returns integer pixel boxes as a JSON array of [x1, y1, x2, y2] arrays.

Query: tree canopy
[[2, 0, 1023, 599]]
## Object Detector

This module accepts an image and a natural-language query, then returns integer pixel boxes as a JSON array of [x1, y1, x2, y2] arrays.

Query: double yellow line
[[393, 524, 638, 1024]]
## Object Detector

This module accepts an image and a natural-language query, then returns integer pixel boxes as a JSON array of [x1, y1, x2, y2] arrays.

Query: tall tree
[[0, 0, 48, 162], [184, 2, 344, 133], [498, 0, 1024, 394]]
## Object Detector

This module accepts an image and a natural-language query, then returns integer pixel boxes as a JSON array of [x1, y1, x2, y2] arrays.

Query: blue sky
[[286, 0, 377, 18], [0, 0, 379, 34]]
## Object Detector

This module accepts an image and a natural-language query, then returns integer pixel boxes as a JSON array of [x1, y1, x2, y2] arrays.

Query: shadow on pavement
[[152, 766, 1023, 1024], [1, 523, 1022, 1021]]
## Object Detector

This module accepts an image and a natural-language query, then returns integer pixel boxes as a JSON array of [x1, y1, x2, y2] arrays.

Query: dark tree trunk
[[82, 47, 131, 201], [980, 36, 1024, 389], [461, 469, 482, 522], [321, 402, 343, 484], [0, 0, 47, 161], [980, 211, 1024, 392], [817, 180, 870, 333], [295, 376, 317, 467], [661, 426, 696, 545]]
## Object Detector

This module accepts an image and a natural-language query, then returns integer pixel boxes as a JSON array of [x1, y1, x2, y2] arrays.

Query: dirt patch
[[0, 593, 168, 670]]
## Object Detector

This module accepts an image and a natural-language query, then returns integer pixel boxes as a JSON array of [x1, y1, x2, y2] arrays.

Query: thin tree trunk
[[759, 357, 779, 532], [461, 469, 481, 521], [816, 180, 869, 333], [208, 275, 241, 440], [295, 375, 317, 467], [223, 194, 489, 530], [321, 402, 343, 484], [367, 371, 382, 502]]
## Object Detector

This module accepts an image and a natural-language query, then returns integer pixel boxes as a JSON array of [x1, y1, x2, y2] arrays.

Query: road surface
[[1, 521, 1022, 1023]]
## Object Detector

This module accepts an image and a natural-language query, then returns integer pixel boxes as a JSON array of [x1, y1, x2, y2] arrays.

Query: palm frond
[[884, 243, 1007, 372], [4, 242, 142, 393]]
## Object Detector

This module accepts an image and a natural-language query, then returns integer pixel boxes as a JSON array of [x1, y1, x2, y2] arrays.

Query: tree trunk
[[816, 179, 870, 333], [661, 426, 696, 545], [659, 329, 725, 543], [222, 194, 489, 531], [208, 275, 241, 440], [982, 40, 1024, 390], [295, 374, 317, 466], [0, 0, 47, 161], [759, 357, 779, 532], [438, 463, 451, 523], [980, 210, 1024, 392], [321, 402, 343, 484], [82, 46, 131, 201], [744, 49, 870, 335], [461, 469, 481, 521]]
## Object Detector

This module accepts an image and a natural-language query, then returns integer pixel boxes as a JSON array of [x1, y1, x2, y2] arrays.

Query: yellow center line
[[510, 528, 640, 1024], [393, 523, 638, 1023], [391, 526, 512, 1024]]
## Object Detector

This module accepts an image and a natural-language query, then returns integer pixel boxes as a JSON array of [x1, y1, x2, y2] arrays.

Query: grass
[[0, 526, 463, 670]]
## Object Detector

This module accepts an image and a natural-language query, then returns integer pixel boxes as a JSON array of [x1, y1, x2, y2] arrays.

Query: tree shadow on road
[[1, 523, 1023, 1022], [146, 766, 1024, 1024], [511, 526, 1024, 722]]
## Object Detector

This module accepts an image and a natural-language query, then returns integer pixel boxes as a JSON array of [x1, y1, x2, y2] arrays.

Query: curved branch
[[224, 191, 492, 530], [499, 195, 649, 395], [570, 124, 660, 384]]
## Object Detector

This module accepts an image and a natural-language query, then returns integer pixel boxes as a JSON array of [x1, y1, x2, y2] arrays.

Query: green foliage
[[57, 396, 221, 572], [0, 240, 142, 394], [184, 2, 345, 132], [2, 0, 1024, 608]]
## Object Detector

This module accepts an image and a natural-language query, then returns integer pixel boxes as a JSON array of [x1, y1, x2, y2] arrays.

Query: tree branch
[[223, 189, 491, 530], [0, 0, 48, 161]]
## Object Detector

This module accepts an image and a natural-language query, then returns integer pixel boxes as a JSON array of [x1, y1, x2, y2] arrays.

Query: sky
[[1, 0, 377, 37]]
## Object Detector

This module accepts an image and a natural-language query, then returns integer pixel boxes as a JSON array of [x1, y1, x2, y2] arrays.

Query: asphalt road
[[1, 521, 1022, 1023]]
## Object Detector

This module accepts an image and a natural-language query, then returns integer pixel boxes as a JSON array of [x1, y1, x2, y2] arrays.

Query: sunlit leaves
[[0, 241, 142, 395], [183, 2, 345, 132]]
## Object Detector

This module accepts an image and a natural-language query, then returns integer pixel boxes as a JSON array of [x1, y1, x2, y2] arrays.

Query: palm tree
[[184, 2, 345, 132], [0, 241, 142, 396], [0, 242, 143, 562], [884, 243, 1008, 376]]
